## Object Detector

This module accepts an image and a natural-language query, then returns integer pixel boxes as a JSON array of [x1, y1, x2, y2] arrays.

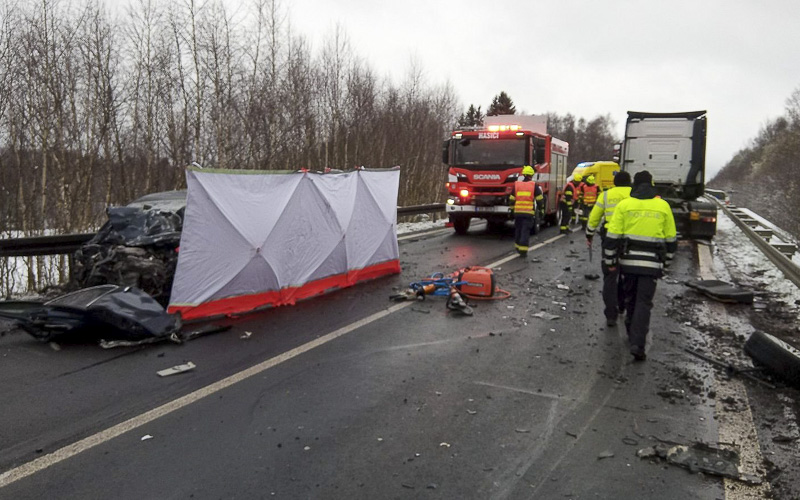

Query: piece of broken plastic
[[157, 361, 196, 377]]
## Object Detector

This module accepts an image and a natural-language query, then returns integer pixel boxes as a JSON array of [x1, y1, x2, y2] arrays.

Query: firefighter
[[585, 171, 632, 326], [559, 173, 581, 234], [603, 171, 676, 361], [578, 175, 600, 230], [510, 165, 543, 257]]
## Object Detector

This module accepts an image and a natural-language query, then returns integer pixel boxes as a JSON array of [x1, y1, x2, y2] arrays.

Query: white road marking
[[488, 234, 565, 268], [697, 244, 771, 498], [0, 232, 566, 489]]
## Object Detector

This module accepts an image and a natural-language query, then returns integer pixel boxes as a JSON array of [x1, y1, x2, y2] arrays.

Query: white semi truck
[[618, 110, 717, 239]]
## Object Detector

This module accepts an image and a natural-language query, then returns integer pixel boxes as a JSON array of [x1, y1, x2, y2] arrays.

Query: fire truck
[[441, 115, 569, 235]]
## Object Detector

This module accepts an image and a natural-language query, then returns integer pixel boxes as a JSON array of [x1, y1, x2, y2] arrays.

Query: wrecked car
[[70, 190, 186, 306]]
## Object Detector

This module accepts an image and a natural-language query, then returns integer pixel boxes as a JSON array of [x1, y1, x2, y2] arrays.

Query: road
[[0, 221, 797, 499]]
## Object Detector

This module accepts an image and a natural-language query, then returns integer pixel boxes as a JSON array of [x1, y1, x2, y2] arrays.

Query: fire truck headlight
[[447, 198, 455, 205], [459, 189, 469, 198]]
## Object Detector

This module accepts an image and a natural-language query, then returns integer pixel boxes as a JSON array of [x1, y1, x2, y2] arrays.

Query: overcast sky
[[288, 0, 800, 179]]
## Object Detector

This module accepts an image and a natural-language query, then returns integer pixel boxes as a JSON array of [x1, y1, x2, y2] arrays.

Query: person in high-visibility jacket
[[510, 165, 543, 257], [578, 175, 600, 230], [586, 171, 632, 326], [559, 173, 582, 234], [602, 170, 676, 361]]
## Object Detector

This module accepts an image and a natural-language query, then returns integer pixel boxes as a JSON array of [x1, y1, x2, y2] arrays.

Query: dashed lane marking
[[0, 230, 566, 489]]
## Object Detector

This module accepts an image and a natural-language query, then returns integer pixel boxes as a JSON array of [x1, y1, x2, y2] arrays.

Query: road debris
[[240, 331, 253, 339], [685, 279, 754, 304], [141, 435, 153, 441], [439, 442, 451, 448], [1, 285, 181, 345], [598, 451, 615, 460], [684, 347, 776, 389], [532, 312, 560, 320], [637, 442, 762, 485], [157, 361, 196, 377]]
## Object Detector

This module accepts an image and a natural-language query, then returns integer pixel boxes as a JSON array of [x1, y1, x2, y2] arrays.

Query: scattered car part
[[157, 361, 196, 377], [744, 331, 800, 389], [685, 279, 754, 304], [0, 285, 180, 343], [637, 442, 762, 485]]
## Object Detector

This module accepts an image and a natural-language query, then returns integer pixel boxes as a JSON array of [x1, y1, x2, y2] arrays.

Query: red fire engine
[[441, 116, 569, 235]]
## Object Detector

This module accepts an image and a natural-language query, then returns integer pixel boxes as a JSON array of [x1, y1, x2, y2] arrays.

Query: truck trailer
[[618, 110, 717, 239]]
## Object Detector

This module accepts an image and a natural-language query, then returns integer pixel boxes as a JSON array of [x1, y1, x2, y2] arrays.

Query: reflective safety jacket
[[586, 185, 632, 238], [579, 183, 600, 206], [511, 180, 543, 215], [602, 185, 677, 277], [562, 181, 578, 206]]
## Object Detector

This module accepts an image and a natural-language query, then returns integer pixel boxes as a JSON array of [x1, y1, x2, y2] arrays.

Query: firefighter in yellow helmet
[[509, 165, 543, 257], [559, 173, 582, 233], [603, 171, 677, 361], [578, 175, 600, 230]]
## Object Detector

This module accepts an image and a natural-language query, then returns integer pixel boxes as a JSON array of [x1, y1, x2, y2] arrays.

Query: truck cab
[[441, 116, 569, 235], [619, 111, 717, 239]]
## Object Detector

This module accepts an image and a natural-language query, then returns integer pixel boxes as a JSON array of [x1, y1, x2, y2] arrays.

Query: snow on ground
[[714, 211, 800, 311], [397, 216, 447, 235]]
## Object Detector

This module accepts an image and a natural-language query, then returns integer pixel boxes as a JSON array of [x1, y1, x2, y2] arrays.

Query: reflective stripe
[[619, 258, 662, 269], [626, 250, 659, 258], [625, 234, 668, 243]]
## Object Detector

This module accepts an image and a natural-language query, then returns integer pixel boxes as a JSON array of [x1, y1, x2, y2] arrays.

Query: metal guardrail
[[0, 233, 95, 257], [0, 204, 447, 258], [713, 199, 800, 289], [397, 203, 445, 216]]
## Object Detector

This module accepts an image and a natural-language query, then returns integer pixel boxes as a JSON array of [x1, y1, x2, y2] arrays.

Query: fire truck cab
[[441, 115, 569, 235]]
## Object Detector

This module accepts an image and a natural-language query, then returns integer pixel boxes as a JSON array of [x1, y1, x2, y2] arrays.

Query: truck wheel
[[744, 330, 800, 389], [452, 216, 471, 235], [555, 204, 563, 229]]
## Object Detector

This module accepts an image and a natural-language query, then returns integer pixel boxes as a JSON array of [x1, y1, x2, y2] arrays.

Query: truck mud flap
[[685, 279, 753, 304], [745, 331, 800, 389]]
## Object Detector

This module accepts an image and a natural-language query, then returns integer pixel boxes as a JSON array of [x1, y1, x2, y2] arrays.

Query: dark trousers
[[514, 213, 533, 253], [601, 262, 624, 320], [558, 201, 572, 231], [621, 274, 657, 354]]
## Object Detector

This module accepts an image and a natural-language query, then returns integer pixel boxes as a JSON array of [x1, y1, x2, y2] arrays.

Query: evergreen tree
[[487, 91, 516, 116], [457, 104, 484, 127]]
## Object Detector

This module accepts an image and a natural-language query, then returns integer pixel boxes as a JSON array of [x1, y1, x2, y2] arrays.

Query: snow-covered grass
[[397, 215, 447, 235], [714, 211, 800, 311]]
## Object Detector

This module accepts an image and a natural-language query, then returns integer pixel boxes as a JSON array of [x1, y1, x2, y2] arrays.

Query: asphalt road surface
[[1, 221, 798, 499]]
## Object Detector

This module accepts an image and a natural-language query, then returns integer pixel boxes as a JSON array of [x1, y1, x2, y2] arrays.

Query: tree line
[[710, 85, 800, 237], [0, 0, 462, 237]]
